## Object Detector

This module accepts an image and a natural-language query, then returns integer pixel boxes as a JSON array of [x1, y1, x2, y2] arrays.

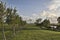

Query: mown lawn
[[12, 30, 60, 40]]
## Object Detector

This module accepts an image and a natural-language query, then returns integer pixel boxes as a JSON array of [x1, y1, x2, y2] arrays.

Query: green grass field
[[0, 24, 60, 40], [0, 31, 13, 40], [12, 30, 60, 40]]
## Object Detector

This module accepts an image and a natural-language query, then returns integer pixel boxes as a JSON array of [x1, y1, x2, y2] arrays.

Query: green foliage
[[0, 1, 27, 40], [57, 17, 60, 23], [42, 19, 50, 28], [35, 18, 50, 29], [57, 17, 60, 28]]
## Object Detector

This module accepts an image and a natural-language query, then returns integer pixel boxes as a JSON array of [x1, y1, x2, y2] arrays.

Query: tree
[[42, 19, 50, 29], [6, 7, 23, 36], [0, 1, 26, 39], [0, 1, 6, 40], [35, 18, 42, 26], [57, 17, 60, 23], [6, 7, 17, 36], [6, 8, 13, 24], [35, 18, 50, 29], [0, 1, 26, 40], [57, 17, 60, 30]]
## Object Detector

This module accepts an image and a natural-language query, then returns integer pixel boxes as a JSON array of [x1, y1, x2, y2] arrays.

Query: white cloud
[[39, 10, 58, 23], [43, 11, 58, 23], [21, 10, 58, 23], [20, 0, 60, 23], [39, 0, 60, 23], [48, 0, 60, 10]]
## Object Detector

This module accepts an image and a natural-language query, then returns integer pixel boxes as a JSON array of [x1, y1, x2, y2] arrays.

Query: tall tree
[[6, 7, 17, 36], [6, 7, 22, 36], [0, 1, 6, 40]]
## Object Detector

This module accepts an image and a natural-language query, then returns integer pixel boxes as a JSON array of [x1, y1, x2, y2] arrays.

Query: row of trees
[[35, 17, 60, 30], [35, 18, 50, 29], [0, 1, 26, 40]]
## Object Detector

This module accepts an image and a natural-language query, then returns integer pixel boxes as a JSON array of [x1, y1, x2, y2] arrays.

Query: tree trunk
[[13, 26, 16, 36], [2, 26, 6, 40]]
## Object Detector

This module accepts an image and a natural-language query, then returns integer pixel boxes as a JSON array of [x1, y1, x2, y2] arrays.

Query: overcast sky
[[1, 0, 60, 23]]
